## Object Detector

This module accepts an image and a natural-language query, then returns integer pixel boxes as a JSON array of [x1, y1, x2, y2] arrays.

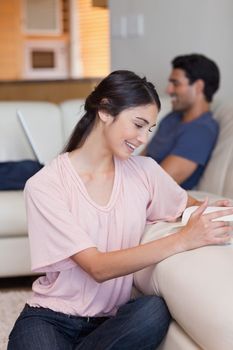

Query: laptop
[[17, 109, 44, 164]]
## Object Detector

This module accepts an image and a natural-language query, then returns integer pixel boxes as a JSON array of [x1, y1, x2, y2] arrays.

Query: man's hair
[[172, 54, 220, 102]]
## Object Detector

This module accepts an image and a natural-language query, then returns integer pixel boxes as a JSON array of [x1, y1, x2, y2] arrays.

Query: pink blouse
[[25, 153, 187, 316]]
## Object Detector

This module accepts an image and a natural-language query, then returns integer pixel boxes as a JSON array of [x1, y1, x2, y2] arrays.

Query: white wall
[[109, 0, 233, 101]]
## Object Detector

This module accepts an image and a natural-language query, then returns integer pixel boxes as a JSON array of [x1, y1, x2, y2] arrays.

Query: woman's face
[[102, 103, 158, 159]]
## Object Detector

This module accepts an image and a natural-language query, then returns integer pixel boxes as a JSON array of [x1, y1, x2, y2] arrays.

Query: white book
[[182, 206, 233, 225]]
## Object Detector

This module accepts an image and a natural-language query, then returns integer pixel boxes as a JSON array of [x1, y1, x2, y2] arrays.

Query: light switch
[[127, 14, 144, 37]]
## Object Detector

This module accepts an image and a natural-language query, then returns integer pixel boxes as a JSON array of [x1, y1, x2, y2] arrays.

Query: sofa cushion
[[0, 191, 27, 237], [0, 237, 32, 277]]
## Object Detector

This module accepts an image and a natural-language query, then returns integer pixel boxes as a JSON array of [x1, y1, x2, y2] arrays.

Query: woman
[[8, 70, 233, 350]]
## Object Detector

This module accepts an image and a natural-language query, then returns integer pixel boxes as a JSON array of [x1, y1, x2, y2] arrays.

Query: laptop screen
[[17, 109, 44, 164]]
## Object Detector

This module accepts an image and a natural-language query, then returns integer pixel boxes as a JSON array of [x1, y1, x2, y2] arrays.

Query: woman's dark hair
[[63, 70, 160, 152], [172, 54, 220, 102]]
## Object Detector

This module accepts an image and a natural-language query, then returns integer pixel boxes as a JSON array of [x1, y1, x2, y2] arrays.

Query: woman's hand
[[178, 198, 233, 251]]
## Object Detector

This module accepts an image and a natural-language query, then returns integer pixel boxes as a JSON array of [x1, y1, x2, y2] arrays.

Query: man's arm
[[145, 118, 218, 186], [141, 148, 198, 184], [160, 154, 198, 184]]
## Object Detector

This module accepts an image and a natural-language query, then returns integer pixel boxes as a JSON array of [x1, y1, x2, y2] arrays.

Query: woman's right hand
[[178, 198, 233, 251]]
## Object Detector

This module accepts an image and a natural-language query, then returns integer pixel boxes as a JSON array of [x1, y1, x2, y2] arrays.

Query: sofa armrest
[[134, 208, 233, 350]]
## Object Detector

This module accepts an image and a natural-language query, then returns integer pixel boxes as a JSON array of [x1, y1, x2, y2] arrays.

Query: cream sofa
[[0, 98, 233, 350], [0, 99, 85, 277]]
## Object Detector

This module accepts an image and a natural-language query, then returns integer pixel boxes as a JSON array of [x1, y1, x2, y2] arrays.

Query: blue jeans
[[7, 295, 171, 350]]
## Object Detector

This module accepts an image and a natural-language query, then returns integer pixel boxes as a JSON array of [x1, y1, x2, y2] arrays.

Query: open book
[[182, 206, 233, 225]]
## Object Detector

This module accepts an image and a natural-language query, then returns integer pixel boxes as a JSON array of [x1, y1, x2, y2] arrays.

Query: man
[[146, 54, 220, 190]]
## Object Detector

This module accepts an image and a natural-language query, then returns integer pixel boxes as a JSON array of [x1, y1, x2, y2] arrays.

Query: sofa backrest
[[59, 99, 85, 143], [1, 98, 232, 198], [197, 102, 233, 198]]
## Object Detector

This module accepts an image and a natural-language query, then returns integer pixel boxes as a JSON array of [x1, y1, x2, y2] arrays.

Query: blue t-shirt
[[147, 111, 219, 190]]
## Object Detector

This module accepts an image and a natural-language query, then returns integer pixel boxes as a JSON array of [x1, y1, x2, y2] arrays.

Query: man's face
[[166, 68, 198, 112]]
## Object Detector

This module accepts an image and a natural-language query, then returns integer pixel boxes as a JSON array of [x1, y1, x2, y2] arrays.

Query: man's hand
[[210, 199, 233, 207], [187, 196, 233, 210]]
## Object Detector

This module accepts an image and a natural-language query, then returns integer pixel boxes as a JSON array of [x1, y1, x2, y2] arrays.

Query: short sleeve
[[171, 124, 218, 165], [24, 179, 96, 273], [145, 158, 188, 223]]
